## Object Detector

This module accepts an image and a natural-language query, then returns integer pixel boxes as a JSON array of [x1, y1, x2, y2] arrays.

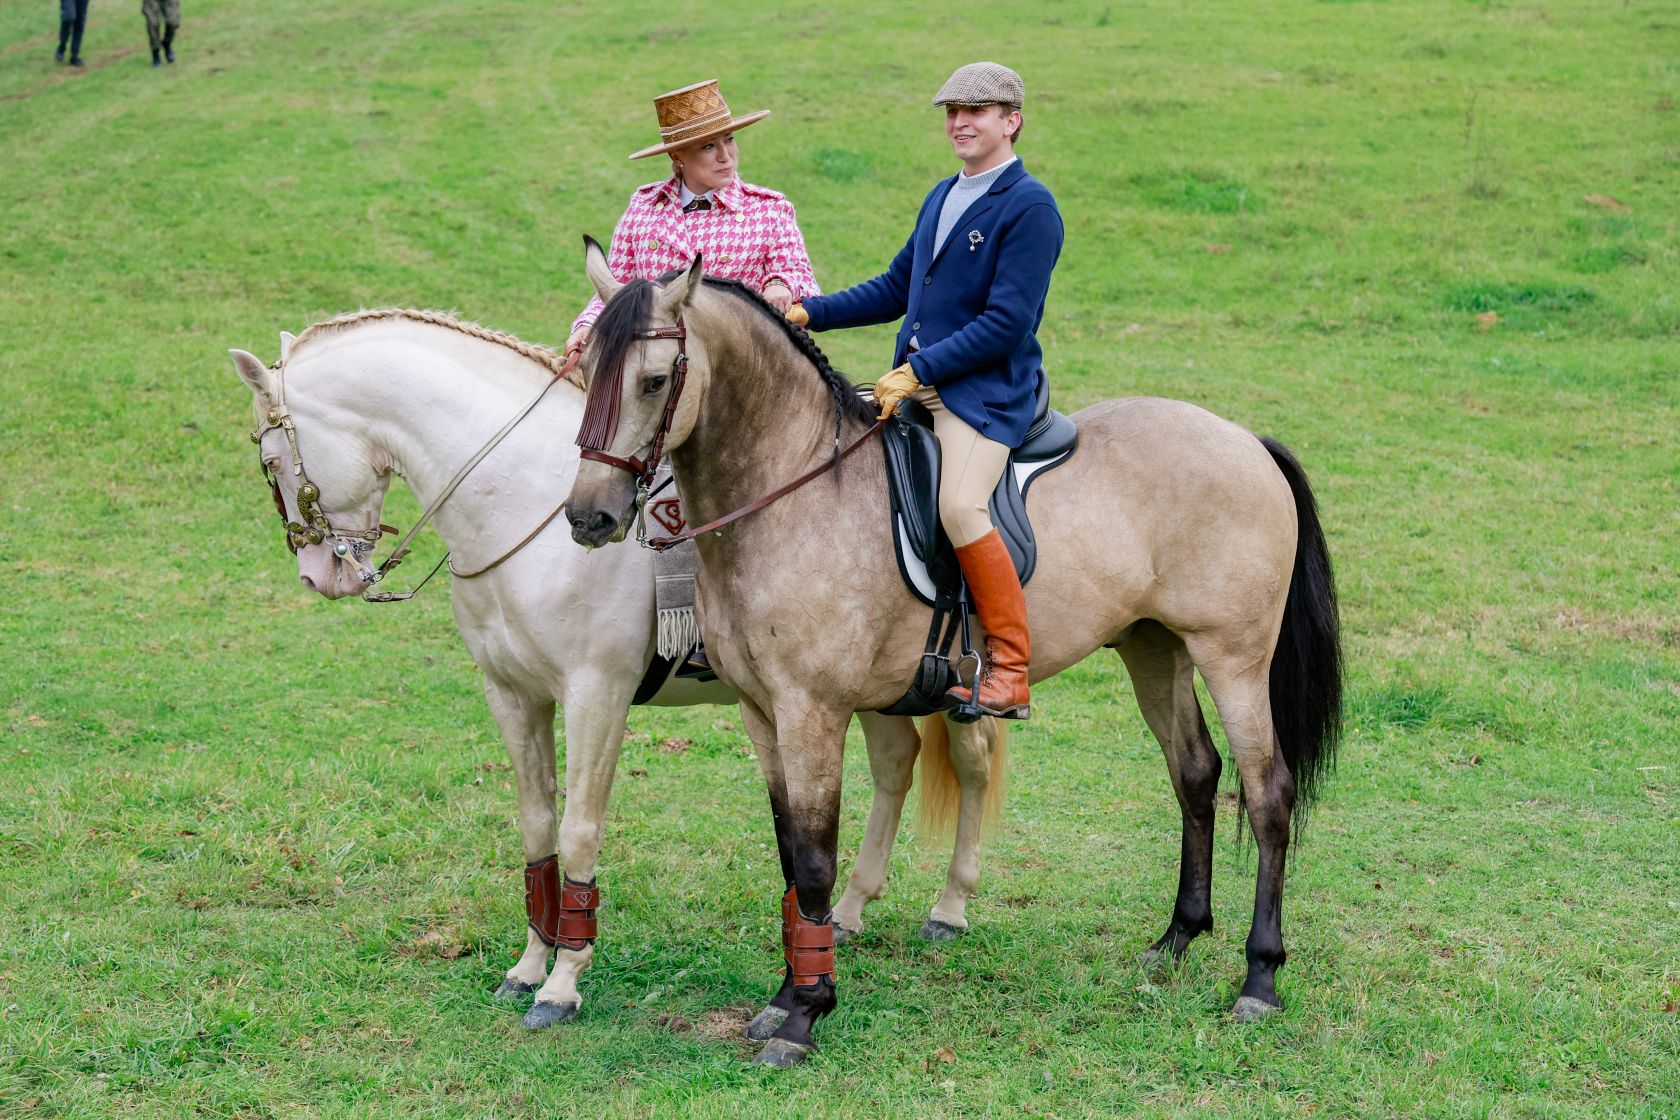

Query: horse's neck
[[672, 304, 865, 521], [291, 327, 574, 552]]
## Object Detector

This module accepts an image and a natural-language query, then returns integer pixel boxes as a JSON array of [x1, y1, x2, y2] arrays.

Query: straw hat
[[628, 80, 771, 160]]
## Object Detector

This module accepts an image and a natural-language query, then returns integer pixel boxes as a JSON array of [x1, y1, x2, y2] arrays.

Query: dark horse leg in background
[[1117, 621, 1222, 966]]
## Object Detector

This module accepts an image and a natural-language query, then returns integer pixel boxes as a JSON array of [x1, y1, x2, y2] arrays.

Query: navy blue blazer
[[802, 159, 1063, 448]]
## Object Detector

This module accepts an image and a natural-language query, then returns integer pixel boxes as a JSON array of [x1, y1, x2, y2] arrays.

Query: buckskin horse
[[228, 310, 1006, 1033], [564, 244, 1344, 1067]]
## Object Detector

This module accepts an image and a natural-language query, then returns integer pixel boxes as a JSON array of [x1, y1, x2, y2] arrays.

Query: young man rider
[[788, 61, 1063, 720]]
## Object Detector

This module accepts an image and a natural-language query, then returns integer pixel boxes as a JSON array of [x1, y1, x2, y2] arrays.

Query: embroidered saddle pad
[[881, 375, 1078, 609]]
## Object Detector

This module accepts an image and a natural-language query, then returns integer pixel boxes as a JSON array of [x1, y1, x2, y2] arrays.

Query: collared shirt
[[573, 175, 821, 334], [676, 182, 715, 209]]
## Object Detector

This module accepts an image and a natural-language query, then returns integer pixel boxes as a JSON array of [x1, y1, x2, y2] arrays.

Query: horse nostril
[[300, 574, 318, 592]]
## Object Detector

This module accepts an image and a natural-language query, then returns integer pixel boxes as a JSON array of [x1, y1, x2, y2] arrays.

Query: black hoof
[[1231, 995, 1281, 1023], [494, 977, 540, 1002], [521, 999, 580, 1029], [919, 918, 963, 941], [754, 1037, 814, 1068], [743, 1005, 789, 1042]]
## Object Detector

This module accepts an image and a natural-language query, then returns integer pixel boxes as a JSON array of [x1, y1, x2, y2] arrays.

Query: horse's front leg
[[521, 668, 634, 1029], [832, 712, 922, 942], [740, 699, 800, 1044], [481, 677, 560, 1002], [752, 700, 850, 1069]]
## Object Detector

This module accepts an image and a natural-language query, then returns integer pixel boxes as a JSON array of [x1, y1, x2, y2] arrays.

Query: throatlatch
[[781, 886, 836, 987], [524, 855, 600, 950]]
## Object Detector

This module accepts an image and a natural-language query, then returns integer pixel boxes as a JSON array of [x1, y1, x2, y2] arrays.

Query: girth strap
[[780, 886, 836, 987], [524, 855, 600, 950]]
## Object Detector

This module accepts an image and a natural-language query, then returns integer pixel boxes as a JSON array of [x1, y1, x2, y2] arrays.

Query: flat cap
[[932, 61, 1025, 108]]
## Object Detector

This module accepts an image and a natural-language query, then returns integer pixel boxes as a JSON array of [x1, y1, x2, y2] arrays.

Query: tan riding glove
[[784, 301, 809, 328], [874, 363, 921, 420]]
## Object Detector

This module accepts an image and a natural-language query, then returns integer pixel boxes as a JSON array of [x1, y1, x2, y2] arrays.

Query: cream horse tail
[[916, 715, 1008, 838]]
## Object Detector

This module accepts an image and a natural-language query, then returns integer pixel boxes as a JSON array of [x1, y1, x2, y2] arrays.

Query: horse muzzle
[[296, 543, 368, 599], [566, 502, 623, 550]]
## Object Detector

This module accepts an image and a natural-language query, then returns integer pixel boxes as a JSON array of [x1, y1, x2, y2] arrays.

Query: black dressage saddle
[[877, 376, 1078, 718], [882, 375, 1078, 609]]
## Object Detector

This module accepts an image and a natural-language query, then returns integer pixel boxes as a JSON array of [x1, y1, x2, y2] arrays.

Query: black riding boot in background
[[57, 19, 72, 61], [163, 23, 177, 63]]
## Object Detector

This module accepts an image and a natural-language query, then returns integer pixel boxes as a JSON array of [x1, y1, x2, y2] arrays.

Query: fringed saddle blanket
[[647, 468, 700, 659]]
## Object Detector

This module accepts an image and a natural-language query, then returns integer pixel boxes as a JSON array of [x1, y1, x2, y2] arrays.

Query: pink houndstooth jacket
[[571, 175, 820, 335]]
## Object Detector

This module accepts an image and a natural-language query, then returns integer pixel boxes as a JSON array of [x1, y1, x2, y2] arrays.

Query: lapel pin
[[968, 230, 984, 251]]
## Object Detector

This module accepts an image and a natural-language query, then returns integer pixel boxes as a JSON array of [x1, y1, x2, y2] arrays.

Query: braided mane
[[699, 276, 876, 429], [287, 308, 587, 389]]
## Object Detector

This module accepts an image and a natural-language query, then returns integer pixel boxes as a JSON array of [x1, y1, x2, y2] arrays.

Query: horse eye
[[642, 375, 668, 396]]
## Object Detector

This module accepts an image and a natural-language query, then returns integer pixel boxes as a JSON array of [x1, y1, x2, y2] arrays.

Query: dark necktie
[[683, 197, 712, 213]]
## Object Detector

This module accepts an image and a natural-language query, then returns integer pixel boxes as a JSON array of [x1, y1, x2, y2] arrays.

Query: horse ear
[[278, 331, 296, 362], [657, 254, 704, 313], [230, 348, 276, 399], [584, 235, 622, 302]]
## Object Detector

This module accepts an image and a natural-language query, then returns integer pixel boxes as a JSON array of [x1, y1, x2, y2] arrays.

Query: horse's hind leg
[[1117, 622, 1221, 968], [1195, 650, 1295, 1021], [481, 677, 560, 1002], [924, 716, 1000, 940], [833, 713, 921, 942]]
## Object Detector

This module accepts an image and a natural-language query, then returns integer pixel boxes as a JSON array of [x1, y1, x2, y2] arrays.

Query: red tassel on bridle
[[576, 345, 622, 451]]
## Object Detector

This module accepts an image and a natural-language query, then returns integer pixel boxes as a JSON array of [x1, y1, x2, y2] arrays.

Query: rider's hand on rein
[[874, 363, 920, 420]]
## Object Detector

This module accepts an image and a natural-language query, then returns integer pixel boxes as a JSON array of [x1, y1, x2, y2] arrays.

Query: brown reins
[[640, 420, 883, 551]]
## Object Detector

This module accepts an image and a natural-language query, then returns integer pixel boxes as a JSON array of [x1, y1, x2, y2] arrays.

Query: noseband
[[576, 319, 688, 488]]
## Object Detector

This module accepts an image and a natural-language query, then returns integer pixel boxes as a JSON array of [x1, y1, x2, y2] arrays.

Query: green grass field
[[3, 0, 1678, 1115]]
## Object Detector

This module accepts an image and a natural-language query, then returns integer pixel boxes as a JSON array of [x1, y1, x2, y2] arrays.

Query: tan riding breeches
[[911, 385, 1011, 548]]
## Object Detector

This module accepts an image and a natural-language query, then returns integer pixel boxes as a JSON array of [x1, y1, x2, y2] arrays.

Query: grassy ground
[[3, 0, 1678, 1116]]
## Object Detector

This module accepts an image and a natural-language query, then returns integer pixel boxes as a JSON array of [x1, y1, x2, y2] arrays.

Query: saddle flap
[[881, 412, 947, 568]]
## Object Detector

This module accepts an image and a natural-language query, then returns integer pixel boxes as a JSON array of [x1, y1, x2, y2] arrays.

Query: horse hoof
[[1231, 995, 1281, 1023], [833, 922, 859, 947], [521, 1000, 580, 1029], [753, 1037, 814, 1068], [1138, 946, 1178, 973], [743, 1005, 789, 1042], [494, 978, 540, 1002], [919, 919, 963, 942]]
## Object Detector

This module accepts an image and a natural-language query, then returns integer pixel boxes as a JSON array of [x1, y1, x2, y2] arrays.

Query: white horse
[[229, 310, 1005, 1031]]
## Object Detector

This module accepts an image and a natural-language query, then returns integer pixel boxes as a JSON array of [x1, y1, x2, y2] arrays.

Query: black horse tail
[[1261, 437, 1344, 835]]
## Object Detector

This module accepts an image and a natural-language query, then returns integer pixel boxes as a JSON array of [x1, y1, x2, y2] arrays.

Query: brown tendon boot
[[945, 528, 1032, 719]]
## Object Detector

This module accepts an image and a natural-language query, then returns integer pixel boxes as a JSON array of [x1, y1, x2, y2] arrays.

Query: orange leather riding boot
[[946, 529, 1032, 719]]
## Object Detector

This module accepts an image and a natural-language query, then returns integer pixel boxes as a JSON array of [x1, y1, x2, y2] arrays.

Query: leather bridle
[[253, 354, 571, 602], [572, 314, 885, 553], [577, 321, 689, 488], [252, 404, 394, 566]]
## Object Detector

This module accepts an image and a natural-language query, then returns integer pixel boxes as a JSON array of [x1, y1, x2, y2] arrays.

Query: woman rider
[[569, 80, 820, 673], [787, 62, 1062, 720], [565, 79, 820, 361]]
